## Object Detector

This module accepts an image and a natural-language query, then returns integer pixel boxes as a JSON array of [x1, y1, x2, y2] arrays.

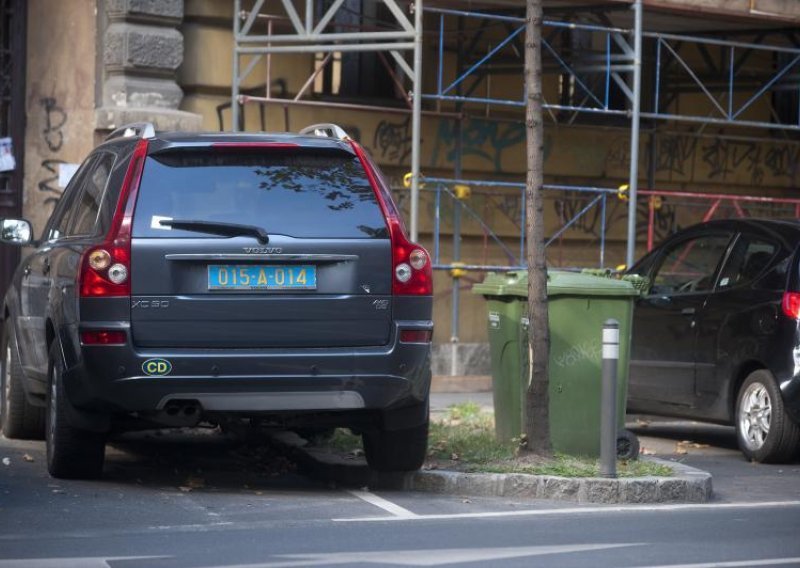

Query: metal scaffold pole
[[410, 0, 423, 242], [232, 0, 241, 132], [626, 0, 643, 268]]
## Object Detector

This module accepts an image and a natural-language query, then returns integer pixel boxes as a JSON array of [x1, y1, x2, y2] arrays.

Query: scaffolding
[[231, 1, 800, 373], [231, 0, 424, 240]]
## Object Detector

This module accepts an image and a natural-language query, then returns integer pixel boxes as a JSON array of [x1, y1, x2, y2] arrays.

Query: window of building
[[312, 0, 404, 101]]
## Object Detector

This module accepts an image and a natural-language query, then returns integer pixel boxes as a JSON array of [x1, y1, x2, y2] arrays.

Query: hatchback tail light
[[80, 330, 127, 345], [399, 329, 433, 343], [80, 139, 148, 297], [350, 141, 432, 296], [782, 292, 800, 319]]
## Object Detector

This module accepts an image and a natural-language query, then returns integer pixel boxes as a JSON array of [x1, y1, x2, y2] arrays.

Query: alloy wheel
[[738, 381, 772, 451]]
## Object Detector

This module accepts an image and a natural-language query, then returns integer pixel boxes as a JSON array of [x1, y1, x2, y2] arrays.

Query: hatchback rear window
[[132, 151, 389, 239]]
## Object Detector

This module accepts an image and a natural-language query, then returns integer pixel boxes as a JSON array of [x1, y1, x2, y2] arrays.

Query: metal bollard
[[600, 319, 619, 478]]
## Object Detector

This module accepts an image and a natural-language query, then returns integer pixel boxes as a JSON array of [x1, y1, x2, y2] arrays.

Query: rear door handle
[[23, 265, 31, 277], [681, 307, 696, 316]]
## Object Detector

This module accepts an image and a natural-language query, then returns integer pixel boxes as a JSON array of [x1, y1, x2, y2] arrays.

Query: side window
[[46, 156, 96, 241], [718, 236, 781, 291], [68, 153, 116, 237], [649, 234, 731, 295]]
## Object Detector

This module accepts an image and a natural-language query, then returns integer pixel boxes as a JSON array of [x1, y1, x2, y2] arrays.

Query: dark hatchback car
[[0, 123, 433, 479], [627, 219, 800, 463]]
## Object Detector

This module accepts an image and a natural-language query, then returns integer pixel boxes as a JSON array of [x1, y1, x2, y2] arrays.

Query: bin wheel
[[616, 430, 640, 460]]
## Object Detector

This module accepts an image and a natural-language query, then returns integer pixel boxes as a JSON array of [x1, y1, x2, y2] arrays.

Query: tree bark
[[523, 0, 552, 456]]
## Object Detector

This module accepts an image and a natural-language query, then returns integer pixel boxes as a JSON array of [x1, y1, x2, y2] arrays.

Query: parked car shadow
[[102, 427, 324, 492], [627, 415, 740, 452]]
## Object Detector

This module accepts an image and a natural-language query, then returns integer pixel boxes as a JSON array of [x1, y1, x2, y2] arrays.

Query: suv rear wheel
[[1, 320, 45, 440], [363, 418, 429, 472], [736, 369, 800, 463], [46, 343, 106, 479]]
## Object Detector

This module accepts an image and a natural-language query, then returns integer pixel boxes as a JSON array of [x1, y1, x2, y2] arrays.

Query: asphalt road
[[0, 393, 798, 568]]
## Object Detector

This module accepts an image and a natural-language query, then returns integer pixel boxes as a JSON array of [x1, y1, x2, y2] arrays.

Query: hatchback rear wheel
[[363, 419, 428, 472], [736, 369, 800, 463], [1, 320, 45, 440], [46, 343, 105, 479]]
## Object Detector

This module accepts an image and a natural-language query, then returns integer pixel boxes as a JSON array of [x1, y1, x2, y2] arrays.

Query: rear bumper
[[60, 320, 432, 427]]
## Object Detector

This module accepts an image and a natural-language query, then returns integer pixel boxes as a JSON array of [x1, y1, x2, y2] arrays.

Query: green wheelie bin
[[474, 270, 639, 456]]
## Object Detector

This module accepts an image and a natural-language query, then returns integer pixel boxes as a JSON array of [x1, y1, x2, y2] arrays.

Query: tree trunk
[[523, 0, 552, 456]]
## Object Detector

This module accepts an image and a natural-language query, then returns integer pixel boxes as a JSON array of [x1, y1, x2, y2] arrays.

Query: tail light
[[350, 141, 432, 296], [782, 292, 800, 319], [400, 329, 433, 343], [80, 330, 127, 345], [80, 139, 148, 297]]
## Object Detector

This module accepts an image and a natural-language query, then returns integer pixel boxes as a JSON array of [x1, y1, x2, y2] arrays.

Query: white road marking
[[0, 557, 169, 567], [334, 499, 800, 522], [203, 543, 639, 567], [347, 489, 418, 519], [631, 559, 800, 568]]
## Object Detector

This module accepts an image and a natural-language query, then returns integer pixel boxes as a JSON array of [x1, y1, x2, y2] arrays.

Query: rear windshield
[[132, 151, 389, 239]]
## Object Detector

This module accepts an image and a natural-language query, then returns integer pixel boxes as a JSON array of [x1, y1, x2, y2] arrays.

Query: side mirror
[[0, 218, 34, 246]]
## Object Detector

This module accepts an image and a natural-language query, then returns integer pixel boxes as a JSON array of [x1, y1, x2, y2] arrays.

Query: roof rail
[[105, 122, 156, 142], [298, 123, 350, 140]]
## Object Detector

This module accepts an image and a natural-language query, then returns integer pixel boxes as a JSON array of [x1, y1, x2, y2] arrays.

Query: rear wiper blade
[[159, 219, 269, 244]]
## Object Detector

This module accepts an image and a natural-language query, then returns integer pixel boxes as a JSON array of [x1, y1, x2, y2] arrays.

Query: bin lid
[[471, 271, 527, 296], [473, 270, 639, 298]]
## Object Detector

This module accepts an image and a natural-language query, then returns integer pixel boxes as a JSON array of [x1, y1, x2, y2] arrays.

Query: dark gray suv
[[0, 123, 433, 479]]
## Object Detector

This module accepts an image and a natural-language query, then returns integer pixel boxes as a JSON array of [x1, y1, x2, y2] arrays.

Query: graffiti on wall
[[606, 133, 800, 186], [374, 116, 412, 164], [551, 192, 679, 244], [37, 97, 67, 211], [41, 97, 66, 153], [431, 118, 527, 173], [38, 159, 67, 208]]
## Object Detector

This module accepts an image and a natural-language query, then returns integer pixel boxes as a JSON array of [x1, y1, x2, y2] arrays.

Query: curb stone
[[269, 431, 713, 504]]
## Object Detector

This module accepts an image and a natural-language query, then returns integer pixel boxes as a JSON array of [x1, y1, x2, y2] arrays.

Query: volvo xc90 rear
[[0, 123, 433, 478]]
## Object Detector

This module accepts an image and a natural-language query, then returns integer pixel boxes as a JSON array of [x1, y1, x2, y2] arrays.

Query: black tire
[[46, 343, 105, 479], [1, 320, 45, 440], [363, 419, 428, 472], [616, 429, 640, 460], [735, 369, 800, 464]]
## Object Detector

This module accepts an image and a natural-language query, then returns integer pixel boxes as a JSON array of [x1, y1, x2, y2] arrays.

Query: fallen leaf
[[22, 454, 33, 462], [1, 458, 9, 466]]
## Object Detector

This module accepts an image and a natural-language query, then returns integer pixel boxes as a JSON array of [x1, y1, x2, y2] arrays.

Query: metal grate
[[0, 0, 25, 301]]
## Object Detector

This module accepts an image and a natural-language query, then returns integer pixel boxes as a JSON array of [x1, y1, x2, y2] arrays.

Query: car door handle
[[42, 258, 51, 275], [681, 307, 696, 316], [23, 265, 31, 277]]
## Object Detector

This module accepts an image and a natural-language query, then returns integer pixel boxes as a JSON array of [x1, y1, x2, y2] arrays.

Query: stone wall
[[95, 0, 202, 133]]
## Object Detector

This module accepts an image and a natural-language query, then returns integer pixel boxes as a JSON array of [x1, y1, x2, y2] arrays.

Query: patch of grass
[[482, 455, 674, 478], [314, 428, 362, 453], [310, 403, 673, 478], [428, 403, 516, 464], [426, 403, 672, 478]]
